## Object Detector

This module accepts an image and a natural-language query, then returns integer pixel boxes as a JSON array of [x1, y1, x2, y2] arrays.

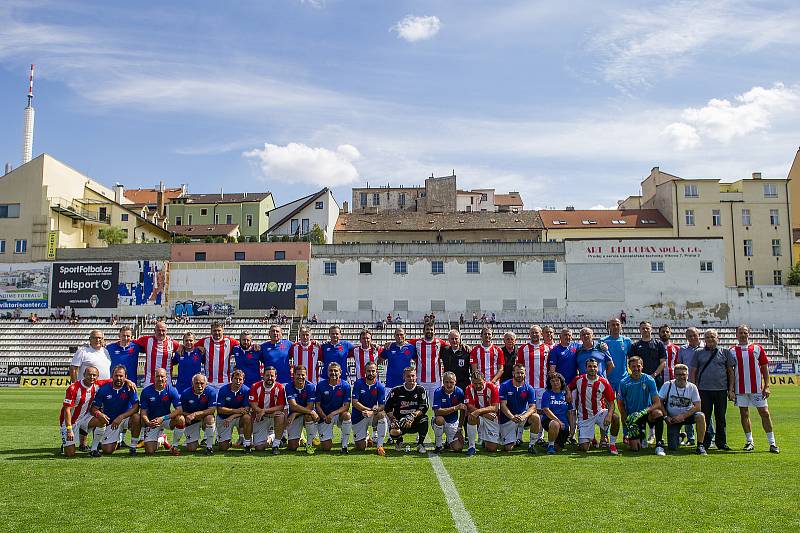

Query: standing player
[[380, 327, 417, 389], [617, 356, 666, 455], [215, 368, 252, 453], [315, 362, 352, 453], [350, 329, 381, 381], [260, 325, 294, 385], [439, 329, 471, 393], [88, 365, 142, 456], [731, 325, 779, 453], [470, 327, 505, 384], [290, 326, 322, 383], [517, 325, 549, 444], [631, 321, 667, 387], [231, 331, 262, 387], [172, 332, 205, 394], [385, 367, 429, 454], [105, 325, 143, 385], [659, 324, 680, 383], [542, 326, 556, 349], [134, 321, 180, 386], [498, 364, 540, 452], [409, 322, 449, 400], [575, 328, 614, 377], [549, 328, 579, 384], [658, 364, 706, 455], [70, 330, 111, 382], [285, 365, 318, 454], [352, 361, 388, 455], [320, 325, 355, 382], [178, 373, 217, 455], [464, 371, 501, 456], [139, 367, 184, 456], [499, 331, 518, 383], [601, 318, 632, 392], [568, 358, 620, 454], [432, 371, 466, 453], [194, 321, 239, 388], [61, 366, 112, 456], [248, 366, 287, 454], [540, 373, 573, 454]]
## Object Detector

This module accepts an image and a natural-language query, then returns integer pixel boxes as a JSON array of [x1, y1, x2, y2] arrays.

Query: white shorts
[[534, 388, 546, 409], [353, 415, 386, 442], [420, 382, 439, 402], [318, 414, 344, 442], [736, 393, 768, 408], [101, 418, 130, 445], [216, 415, 243, 443], [287, 414, 307, 441], [253, 417, 276, 445], [184, 419, 214, 443], [60, 413, 92, 447], [578, 409, 610, 443], [500, 421, 524, 445], [478, 416, 500, 444], [143, 418, 172, 443], [442, 420, 460, 443]]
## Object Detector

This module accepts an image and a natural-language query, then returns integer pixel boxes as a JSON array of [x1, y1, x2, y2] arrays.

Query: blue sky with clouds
[[1, 0, 798, 209]]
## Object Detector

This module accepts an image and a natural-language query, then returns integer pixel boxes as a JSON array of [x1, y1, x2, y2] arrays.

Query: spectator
[[490, 312, 496, 324], [472, 312, 478, 323], [386, 313, 392, 324], [459, 313, 465, 326], [395, 314, 403, 324], [620, 310, 627, 325], [310, 313, 318, 324], [69, 308, 79, 324]]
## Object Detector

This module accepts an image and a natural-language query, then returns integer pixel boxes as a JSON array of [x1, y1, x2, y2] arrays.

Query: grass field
[[1, 387, 798, 532]]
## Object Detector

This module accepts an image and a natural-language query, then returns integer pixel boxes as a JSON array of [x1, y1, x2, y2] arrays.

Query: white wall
[[269, 190, 339, 243], [726, 286, 800, 328]]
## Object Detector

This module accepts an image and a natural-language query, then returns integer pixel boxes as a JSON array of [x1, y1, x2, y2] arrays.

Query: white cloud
[[243, 143, 361, 187], [662, 122, 701, 150], [298, 0, 325, 8], [589, 204, 617, 210], [392, 15, 441, 42]]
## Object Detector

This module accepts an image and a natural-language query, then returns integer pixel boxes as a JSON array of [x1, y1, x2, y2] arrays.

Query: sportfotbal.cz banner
[[238, 264, 296, 310], [51, 263, 119, 308]]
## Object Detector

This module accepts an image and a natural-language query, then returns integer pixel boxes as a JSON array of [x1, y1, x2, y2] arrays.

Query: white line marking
[[428, 453, 478, 533]]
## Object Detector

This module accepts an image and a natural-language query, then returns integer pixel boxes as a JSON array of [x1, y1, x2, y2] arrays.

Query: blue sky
[[1, 0, 799, 210]]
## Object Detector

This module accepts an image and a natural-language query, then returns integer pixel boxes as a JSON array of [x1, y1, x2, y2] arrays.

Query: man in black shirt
[[439, 329, 471, 391], [499, 331, 518, 383], [631, 321, 667, 387], [385, 367, 429, 454]]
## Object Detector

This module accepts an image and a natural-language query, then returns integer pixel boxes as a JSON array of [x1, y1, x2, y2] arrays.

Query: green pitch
[[1, 388, 798, 532]]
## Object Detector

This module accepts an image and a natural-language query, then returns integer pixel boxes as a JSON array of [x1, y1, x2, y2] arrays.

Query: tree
[[98, 226, 127, 246], [788, 263, 800, 286], [281, 235, 290, 242], [260, 234, 269, 242], [308, 224, 325, 244], [214, 236, 226, 243], [204, 236, 214, 243]]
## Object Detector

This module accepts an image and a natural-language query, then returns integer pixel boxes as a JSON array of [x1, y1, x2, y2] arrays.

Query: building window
[[121, 213, 129, 222], [0, 240, 4, 253], [315, 201, 324, 210], [700, 261, 714, 272], [373, 193, 380, 206], [360, 262, 372, 274], [360, 192, 367, 207], [466, 260, 479, 274], [745, 270, 754, 287], [234, 251, 246, 261], [482, 239, 502, 244], [741, 209, 751, 226], [411, 240, 430, 244], [394, 300, 409, 312], [684, 210, 695, 226], [772, 239, 781, 256], [324, 262, 337, 275], [226, 214, 233, 224], [651, 261, 665, 273], [743, 239, 753, 257], [290, 219, 299, 235], [322, 300, 337, 311], [774, 270, 783, 285], [431, 261, 444, 274], [246, 214, 253, 227], [214, 214, 219, 224], [763, 183, 778, 198], [399, 193, 406, 207], [543, 260, 557, 273], [684, 184, 699, 198], [13, 239, 26, 254], [447, 239, 465, 244], [122, 228, 129, 237], [480, 193, 488, 202], [0, 204, 20, 218], [466, 205, 472, 212], [712, 209, 721, 226], [274, 251, 285, 260], [175, 216, 182, 226], [301, 219, 310, 234], [769, 209, 779, 225], [358, 300, 373, 311], [502, 260, 515, 273], [194, 252, 206, 261], [200, 208, 208, 216], [395, 261, 407, 274], [188, 214, 193, 225]]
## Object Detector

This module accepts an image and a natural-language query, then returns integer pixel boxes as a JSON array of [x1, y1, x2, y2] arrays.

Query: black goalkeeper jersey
[[385, 384, 428, 419]]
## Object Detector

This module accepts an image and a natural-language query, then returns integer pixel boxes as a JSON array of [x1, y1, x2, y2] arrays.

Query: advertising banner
[[0, 263, 50, 309], [0, 363, 71, 377], [0, 376, 20, 387], [20, 376, 71, 387], [51, 263, 119, 308], [239, 264, 296, 310], [117, 260, 167, 307]]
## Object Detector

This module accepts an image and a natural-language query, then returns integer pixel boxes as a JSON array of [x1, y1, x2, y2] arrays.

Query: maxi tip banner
[[238, 264, 296, 310]]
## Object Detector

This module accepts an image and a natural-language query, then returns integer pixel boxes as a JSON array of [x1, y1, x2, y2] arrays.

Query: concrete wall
[[333, 228, 543, 244], [171, 242, 310, 262], [269, 190, 339, 243], [726, 285, 800, 328]]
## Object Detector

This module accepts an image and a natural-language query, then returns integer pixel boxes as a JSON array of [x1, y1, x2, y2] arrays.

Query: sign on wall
[[46, 231, 58, 260], [51, 262, 119, 308], [239, 264, 296, 309], [0, 263, 50, 309]]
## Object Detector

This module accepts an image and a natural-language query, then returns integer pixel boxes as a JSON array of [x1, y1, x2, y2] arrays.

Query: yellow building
[[540, 209, 673, 242], [787, 148, 800, 266], [0, 154, 171, 262]]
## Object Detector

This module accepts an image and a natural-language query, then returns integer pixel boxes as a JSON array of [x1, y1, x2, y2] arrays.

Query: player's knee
[[355, 441, 366, 451], [376, 411, 386, 420], [304, 414, 314, 422], [548, 419, 558, 432], [389, 428, 401, 437], [204, 414, 215, 425], [467, 414, 478, 425], [341, 412, 351, 422], [64, 447, 76, 457], [434, 416, 445, 426], [240, 413, 252, 424]]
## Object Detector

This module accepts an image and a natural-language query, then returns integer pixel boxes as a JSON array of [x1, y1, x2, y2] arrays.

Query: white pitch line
[[428, 453, 478, 533]]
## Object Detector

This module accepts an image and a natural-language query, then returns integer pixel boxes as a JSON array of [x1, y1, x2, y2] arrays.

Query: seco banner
[[238, 264, 296, 310], [51, 262, 119, 308]]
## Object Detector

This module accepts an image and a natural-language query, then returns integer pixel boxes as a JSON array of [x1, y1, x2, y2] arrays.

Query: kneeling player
[[140, 368, 184, 455], [464, 371, 500, 456], [499, 364, 540, 452], [216, 368, 252, 452], [432, 371, 466, 453], [61, 365, 115, 456], [352, 361, 388, 455], [179, 373, 218, 455], [89, 365, 142, 456], [540, 373, 573, 454], [385, 367, 429, 454], [568, 358, 620, 454], [249, 366, 287, 454], [315, 362, 352, 453], [286, 365, 318, 453]]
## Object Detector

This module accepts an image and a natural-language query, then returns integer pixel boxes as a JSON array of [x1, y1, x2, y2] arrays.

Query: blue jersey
[[172, 348, 205, 393], [618, 374, 658, 413], [180, 386, 217, 415], [286, 380, 316, 412], [498, 379, 536, 423], [260, 339, 293, 384], [106, 341, 143, 383], [139, 384, 181, 419], [602, 335, 632, 389], [540, 390, 571, 426], [316, 379, 351, 414], [432, 386, 465, 424], [548, 342, 579, 382], [93, 382, 139, 421], [381, 342, 417, 388], [575, 346, 613, 377], [320, 341, 355, 379], [231, 345, 263, 386], [351, 378, 386, 424], [215, 383, 250, 410]]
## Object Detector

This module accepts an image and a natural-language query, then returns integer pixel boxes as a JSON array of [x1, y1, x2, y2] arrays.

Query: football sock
[[272, 438, 280, 449], [766, 432, 776, 445], [340, 420, 352, 449], [130, 435, 140, 447], [433, 423, 444, 447], [610, 435, 617, 445], [243, 438, 251, 447], [91, 428, 103, 451], [745, 431, 753, 443], [205, 425, 216, 449], [304, 422, 317, 443], [376, 418, 387, 447], [655, 418, 664, 445], [467, 424, 478, 448], [172, 428, 184, 448], [548, 440, 555, 446]]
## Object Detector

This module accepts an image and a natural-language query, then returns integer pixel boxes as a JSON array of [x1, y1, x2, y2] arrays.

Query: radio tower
[[22, 64, 35, 165]]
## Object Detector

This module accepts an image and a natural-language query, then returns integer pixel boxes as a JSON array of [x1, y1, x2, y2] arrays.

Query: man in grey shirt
[[690, 329, 735, 451]]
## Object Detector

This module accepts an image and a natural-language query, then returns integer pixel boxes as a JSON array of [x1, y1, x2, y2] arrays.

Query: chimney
[[114, 183, 124, 204], [181, 183, 188, 195], [342, 201, 349, 214], [156, 181, 165, 217], [566, 205, 575, 211], [220, 187, 224, 200], [4, 163, 12, 175], [752, 172, 762, 180], [22, 64, 35, 165]]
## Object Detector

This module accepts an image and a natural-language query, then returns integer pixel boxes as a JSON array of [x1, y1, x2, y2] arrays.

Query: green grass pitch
[[1, 387, 798, 532]]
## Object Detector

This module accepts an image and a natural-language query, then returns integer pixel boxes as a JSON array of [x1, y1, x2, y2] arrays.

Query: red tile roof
[[539, 209, 671, 229]]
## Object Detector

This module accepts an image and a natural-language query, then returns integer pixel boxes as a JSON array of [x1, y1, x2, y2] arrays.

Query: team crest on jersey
[[641, 383, 646, 391], [247, 353, 253, 359], [337, 346, 344, 352], [235, 394, 243, 401], [106, 394, 112, 399], [120, 392, 127, 400], [402, 347, 410, 354], [371, 389, 378, 395], [520, 391, 527, 399], [200, 397, 207, 404], [336, 389, 343, 397], [161, 395, 168, 401], [192, 355, 199, 361], [459, 360, 465, 367]]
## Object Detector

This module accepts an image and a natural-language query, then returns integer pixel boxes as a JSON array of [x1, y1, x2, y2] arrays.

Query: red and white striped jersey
[[516, 343, 550, 388], [291, 342, 322, 382], [568, 375, 615, 420], [350, 344, 381, 380], [662, 343, 680, 382], [135, 336, 180, 385], [410, 338, 447, 384], [731, 344, 769, 394], [195, 336, 239, 387], [60, 378, 110, 425], [465, 381, 500, 408], [470, 344, 505, 382], [248, 381, 287, 409]]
